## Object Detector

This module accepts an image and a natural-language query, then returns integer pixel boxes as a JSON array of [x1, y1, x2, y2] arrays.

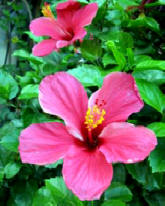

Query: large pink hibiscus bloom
[[30, 0, 98, 56], [19, 72, 157, 201]]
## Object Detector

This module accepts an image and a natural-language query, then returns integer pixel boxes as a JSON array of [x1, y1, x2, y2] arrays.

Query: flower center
[[42, 3, 54, 18], [84, 105, 106, 131]]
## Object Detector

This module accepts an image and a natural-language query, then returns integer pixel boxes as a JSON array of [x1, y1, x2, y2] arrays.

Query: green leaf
[[90, 0, 106, 8], [13, 49, 44, 65], [45, 177, 83, 206], [18, 84, 39, 100], [128, 16, 160, 32], [133, 70, 165, 85], [0, 122, 21, 152], [112, 164, 126, 184], [104, 182, 132, 202], [45, 159, 63, 169], [33, 187, 57, 206], [148, 122, 165, 137], [4, 162, 21, 179], [106, 41, 126, 70], [101, 32, 134, 53], [149, 139, 165, 173], [80, 40, 102, 61], [143, 191, 165, 206], [126, 161, 160, 191], [135, 79, 165, 113], [101, 200, 126, 206], [135, 60, 165, 71], [0, 70, 19, 100], [68, 64, 103, 87], [9, 180, 38, 206], [102, 53, 116, 67], [24, 31, 44, 42]]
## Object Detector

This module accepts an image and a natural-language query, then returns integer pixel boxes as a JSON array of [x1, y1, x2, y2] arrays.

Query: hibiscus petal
[[30, 17, 67, 39], [99, 122, 157, 164], [56, 0, 81, 11], [72, 27, 87, 42], [39, 72, 88, 139], [89, 72, 144, 125], [73, 3, 98, 27], [56, 40, 69, 48], [19, 122, 74, 165], [32, 39, 58, 57], [63, 146, 113, 201], [56, 0, 81, 28]]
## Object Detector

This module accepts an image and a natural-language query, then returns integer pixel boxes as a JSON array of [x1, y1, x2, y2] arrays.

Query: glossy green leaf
[[106, 41, 126, 70], [68, 64, 103, 87], [148, 122, 165, 137], [18, 84, 39, 100], [104, 182, 132, 202], [126, 161, 160, 191], [45, 177, 83, 206], [133, 70, 165, 85], [80, 40, 102, 61], [33, 187, 57, 206], [0, 70, 19, 100], [149, 139, 165, 173], [128, 16, 160, 32], [135, 60, 165, 71], [4, 162, 21, 179], [135, 79, 165, 113]]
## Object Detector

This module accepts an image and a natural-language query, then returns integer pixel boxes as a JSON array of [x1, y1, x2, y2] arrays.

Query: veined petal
[[89, 72, 144, 125], [30, 17, 67, 39], [56, 0, 81, 11], [19, 122, 74, 165], [73, 3, 98, 28], [63, 146, 113, 201], [32, 39, 58, 57], [72, 27, 87, 42], [99, 122, 157, 164], [39, 72, 88, 139], [56, 0, 81, 28]]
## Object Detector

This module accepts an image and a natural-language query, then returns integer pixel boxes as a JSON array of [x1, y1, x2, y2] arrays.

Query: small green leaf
[[80, 40, 102, 61], [68, 64, 103, 87], [33, 187, 57, 206], [104, 182, 132, 202], [126, 161, 160, 190], [135, 60, 165, 71], [0, 70, 19, 100], [45, 160, 63, 169], [106, 41, 126, 70], [102, 53, 116, 67], [135, 79, 165, 113], [4, 162, 21, 179], [45, 177, 83, 206], [149, 139, 165, 173], [18, 84, 39, 100], [133, 70, 165, 85], [129, 16, 159, 32], [148, 122, 165, 137]]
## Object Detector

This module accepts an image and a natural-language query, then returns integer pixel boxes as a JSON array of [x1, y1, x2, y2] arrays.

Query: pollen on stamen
[[42, 3, 54, 18], [84, 105, 106, 131]]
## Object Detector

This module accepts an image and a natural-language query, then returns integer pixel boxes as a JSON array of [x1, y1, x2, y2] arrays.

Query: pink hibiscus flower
[[19, 72, 157, 201], [30, 0, 98, 56]]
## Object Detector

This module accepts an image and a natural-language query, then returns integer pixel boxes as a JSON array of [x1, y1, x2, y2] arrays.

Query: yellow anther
[[42, 3, 54, 18], [84, 105, 106, 131]]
